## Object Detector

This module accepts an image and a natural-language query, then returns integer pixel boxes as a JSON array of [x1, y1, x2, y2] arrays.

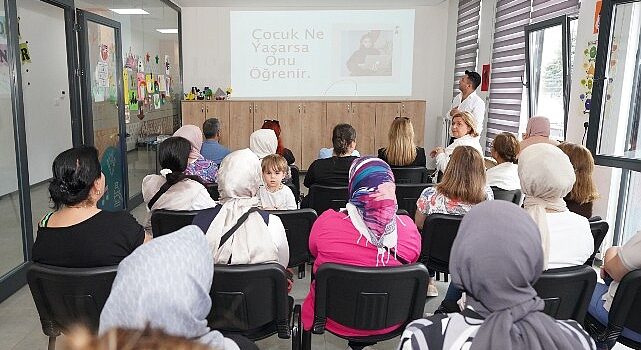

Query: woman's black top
[[377, 147, 427, 167], [32, 210, 145, 267], [304, 156, 358, 188], [564, 198, 593, 219]]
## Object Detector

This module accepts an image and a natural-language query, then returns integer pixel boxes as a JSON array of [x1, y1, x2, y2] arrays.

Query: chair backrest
[[150, 209, 203, 237], [307, 185, 349, 214], [587, 220, 609, 266], [420, 213, 464, 274], [289, 165, 300, 200], [311, 263, 429, 334], [490, 186, 522, 205], [208, 263, 290, 339], [267, 209, 318, 268], [533, 265, 596, 323], [27, 263, 118, 335], [206, 183, 219, 200], [395, 183, 433, 218], [608, 269, 641, 335], [391, 167, 429, 184]]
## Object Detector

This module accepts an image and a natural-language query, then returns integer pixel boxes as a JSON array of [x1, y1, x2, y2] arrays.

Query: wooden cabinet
[[203, 101, 230, 148], [277, 102, 303, 167], [374, 103, 402, 153], [181, 101, 206, 128], [326, 102, 376, 156], [400, 101, 426, 147], [228, 101, 254, 151], [300, 102, 326, 169], [252, 101, 279, 130]]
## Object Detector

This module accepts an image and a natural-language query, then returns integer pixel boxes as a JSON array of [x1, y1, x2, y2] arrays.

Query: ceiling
[[172, 0, 447, 7]]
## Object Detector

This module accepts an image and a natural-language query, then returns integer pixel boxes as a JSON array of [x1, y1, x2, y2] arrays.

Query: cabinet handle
[[201, 107, 204, 113], [402, 104, 406, 114], [249, 105, 252, 113], [298, 104, 301, 113], [346, 104, 350, 113], [206, 106, 209, 114], [303, 105, 306, 114], [255, 104, 259, 113]]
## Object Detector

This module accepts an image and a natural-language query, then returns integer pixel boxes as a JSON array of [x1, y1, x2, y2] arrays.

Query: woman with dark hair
[[262, 119, 295, 165], [142, 137, 216, 235], [304, 123, 358, 188], [486, 132, 520, 190], [32, 146, 146, 267]]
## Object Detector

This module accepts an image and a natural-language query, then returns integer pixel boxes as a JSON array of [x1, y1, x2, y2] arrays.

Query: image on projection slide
[[231, 10, 415, 97]]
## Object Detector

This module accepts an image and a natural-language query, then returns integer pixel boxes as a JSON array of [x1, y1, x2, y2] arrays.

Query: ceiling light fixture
[[156, 28, 179, 34], [109, 8, 149, 15]]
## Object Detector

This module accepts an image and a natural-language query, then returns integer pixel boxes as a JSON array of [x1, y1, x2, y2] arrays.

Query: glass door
[[77, 10, 127, 210]]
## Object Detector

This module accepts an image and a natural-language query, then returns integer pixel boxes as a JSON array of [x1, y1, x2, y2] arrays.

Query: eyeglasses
[[395, 116, 410, 120], [263, 119, 279, 124]]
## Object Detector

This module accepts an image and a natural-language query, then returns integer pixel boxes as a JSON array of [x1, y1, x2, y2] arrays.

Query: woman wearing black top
[[304, 123, 358, 189], [378, 117, 426, 167], [32, 146, 146, 267], [262, 119, 295, 165]]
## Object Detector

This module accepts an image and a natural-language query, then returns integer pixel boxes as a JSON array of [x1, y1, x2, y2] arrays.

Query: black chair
[[150, 209, 203, 237], [587, 219, 609, 266], [268, 209, 318, 279], [302, 263, 429, 350], [391, 167, 429, 184], [205, 183, 220, 200], [305, 185, 349, 214], [490, 186, 522, 205], [532, 265, 596, 323], [586, 269, 641, 349], [208, 263, 300, 350], [27, 263, 118, 350], [289, 165, 301, 202], [420, 213, 464, 282], [396, 183, 433, 218]]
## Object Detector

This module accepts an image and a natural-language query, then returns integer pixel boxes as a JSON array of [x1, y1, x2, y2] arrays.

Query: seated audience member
[[200, 117, 230, 166], [588, 230, 641, 348], [415, 145, 493, 297], [377, 117, 427, 167], [142, 137, 216, 235], [249, 129, 277, 160], [302, 157, 421, 340], [305, 123, 358, 188], [318, 147, 360, 159], [558, 142, 600, 219], [486, 132, 520, 190], [99, 226, 242, 350], [262, 119, 296, 165], [398, 201, 596, 350], [32, 146, 145, 267], [519, 116, 560, 152], [199, 149, 289, 267], [259, 154, 297, 210], [173, 125, 218, 183], [430, 111, 482, 173], [519, 143, 593, 269]]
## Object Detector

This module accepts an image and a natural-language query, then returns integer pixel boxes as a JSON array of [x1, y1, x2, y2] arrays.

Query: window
[[452, 0, 482, 98]]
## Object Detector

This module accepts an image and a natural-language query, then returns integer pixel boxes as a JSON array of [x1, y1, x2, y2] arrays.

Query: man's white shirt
[[452, 91, 486, 135]]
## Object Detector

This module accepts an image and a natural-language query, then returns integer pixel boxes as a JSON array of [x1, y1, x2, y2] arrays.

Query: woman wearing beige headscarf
[[519, 116, 560, 152], [518, 143, 593, 269], [199, 148, 289, 267], [249, 129, 278, 160]]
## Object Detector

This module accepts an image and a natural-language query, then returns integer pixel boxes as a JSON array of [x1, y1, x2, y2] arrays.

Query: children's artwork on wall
[[164, 55, 170, 75], [137, 72, 146, 101], [145, 52, 150, 63], [155, 54, 159, 64], [165, 76, 171, 93], [129, 90, 138, 111], [93, 85, 105, 102], [153, 93, 161, 109], [145, 74, 153, 93], [19, 42, 30, 63], [579, 40, 598, 114], [125, 49, 137, 69], [123, 70, 130, 106], [138, 57, 145, 73], [158, 74, 166, 91]]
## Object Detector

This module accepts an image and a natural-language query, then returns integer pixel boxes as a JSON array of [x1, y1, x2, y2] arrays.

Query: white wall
[[181, 4, 452, 154]]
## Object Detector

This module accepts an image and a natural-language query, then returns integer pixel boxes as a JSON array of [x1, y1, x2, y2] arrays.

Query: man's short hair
[[203, 118, 220, 139], [465, 70, 482, 90]]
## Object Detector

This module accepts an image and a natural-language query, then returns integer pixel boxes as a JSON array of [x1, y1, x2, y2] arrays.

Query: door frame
[[76, 9, 130, 209]]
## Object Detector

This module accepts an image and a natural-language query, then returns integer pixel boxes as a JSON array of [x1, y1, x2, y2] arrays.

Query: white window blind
[[531, 0, 580, 24], [452, 0, 483, 97]]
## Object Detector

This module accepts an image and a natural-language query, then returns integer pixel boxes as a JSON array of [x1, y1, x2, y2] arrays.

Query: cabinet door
[[181, 101, 206, 128], [301, 101, 327, 170], [401, 101, 426, 146], [228, 101, 254, 151], [325, 102, 352, 146], [277, 102, 302, 167], [252, 101, 279, 130], [204, 101, 230, 148], [350, 102, 376, 156], [374, 103, 401, 152]]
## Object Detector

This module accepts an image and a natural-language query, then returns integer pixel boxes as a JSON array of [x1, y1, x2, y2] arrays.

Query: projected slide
[[230, 10, 415, 97]]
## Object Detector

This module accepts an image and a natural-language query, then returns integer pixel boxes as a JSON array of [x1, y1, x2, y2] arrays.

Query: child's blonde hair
[[261, 154, 288, 173]]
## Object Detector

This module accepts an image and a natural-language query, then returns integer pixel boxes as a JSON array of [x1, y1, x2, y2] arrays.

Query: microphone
[[582, 121, 589, 145]]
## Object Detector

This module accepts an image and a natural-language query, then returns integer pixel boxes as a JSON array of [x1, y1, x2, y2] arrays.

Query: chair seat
[[587, 283, 641, 344], [324, 324, 406, 344]]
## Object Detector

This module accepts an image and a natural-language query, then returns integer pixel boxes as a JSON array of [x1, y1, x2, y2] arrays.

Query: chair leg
[[302, 330, 312, 350], [292, 305, 301, 350], [298, 264, 305, 279], [48, 336, 56, 350]]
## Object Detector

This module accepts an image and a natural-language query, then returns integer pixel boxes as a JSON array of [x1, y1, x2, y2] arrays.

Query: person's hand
[[430, 147, 444, 158], [449, 107, 460, 117], [286, 268, 295, 293]]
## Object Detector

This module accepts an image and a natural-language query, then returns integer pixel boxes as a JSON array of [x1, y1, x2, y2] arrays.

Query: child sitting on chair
[[259, 154, 297, 210]]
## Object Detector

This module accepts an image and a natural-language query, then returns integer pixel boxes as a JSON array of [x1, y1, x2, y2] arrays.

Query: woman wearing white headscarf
[[200, 149, 289, 267], [249, 129, 278, 159], [98, 225, 241, 350], [518, 143, 593, 269]]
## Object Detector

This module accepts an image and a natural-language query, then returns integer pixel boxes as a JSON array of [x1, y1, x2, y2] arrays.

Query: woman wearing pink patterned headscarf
[[173, 125, 218, 183], [301, 156, 421, 340]]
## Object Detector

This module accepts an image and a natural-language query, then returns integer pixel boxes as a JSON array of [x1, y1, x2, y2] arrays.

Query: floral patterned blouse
[[185, 156, 218, 184], [416, 186, 494, 216]]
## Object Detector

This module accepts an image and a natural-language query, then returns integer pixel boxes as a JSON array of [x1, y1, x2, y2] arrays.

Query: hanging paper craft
[[138, 57, 145, 73], [123, 70, 130, 106], [145, 74, 154, 93], [19, 42, 30, 63], [95, 62, 109, 87], [164, 55, 170, 75], [129, 90, 138, 111], [155, 54, 159, 64], [137, 72, 146, 100], [125, 49, 137, 69], [158, 74, 167, 91], [153, 93, 161, 109], [93, 85, 105, 102], [99, 44, 109, 62], [145, 52, 150, 63], [165, 76, 171, 93]]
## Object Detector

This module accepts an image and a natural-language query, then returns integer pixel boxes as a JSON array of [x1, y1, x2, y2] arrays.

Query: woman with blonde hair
[[415, 146, 493, 297], [430, 111, 482, 173], [378, 117, 426, 167], [558, 142, 599, 219]]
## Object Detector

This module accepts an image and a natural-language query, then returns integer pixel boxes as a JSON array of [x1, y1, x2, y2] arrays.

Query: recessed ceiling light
[[156, 28, 179, 34], [109, 8, 149, 15]]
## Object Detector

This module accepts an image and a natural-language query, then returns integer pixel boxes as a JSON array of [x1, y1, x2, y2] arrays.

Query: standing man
[[201, 118, 230, 166], [450, 70, 485, 136]]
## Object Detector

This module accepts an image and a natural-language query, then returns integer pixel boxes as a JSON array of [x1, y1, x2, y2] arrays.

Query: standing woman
[[378, 117, 426, 167], [430, 111, 482, 173], [262, 119, 296, 165], [173, 125, 218, 183], [558, 142, 599, 219]]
